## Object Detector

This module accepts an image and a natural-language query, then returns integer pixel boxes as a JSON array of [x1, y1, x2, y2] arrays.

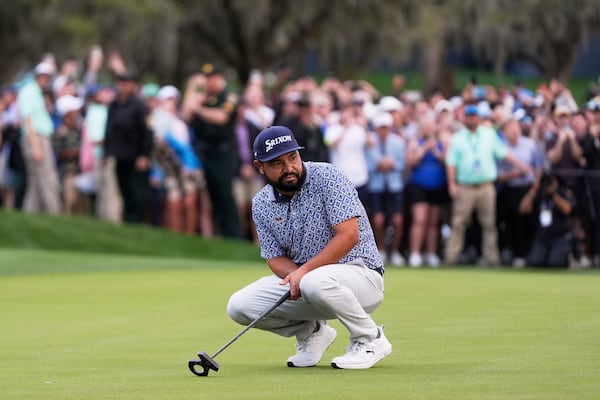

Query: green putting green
[[1, 248, 599, 399]]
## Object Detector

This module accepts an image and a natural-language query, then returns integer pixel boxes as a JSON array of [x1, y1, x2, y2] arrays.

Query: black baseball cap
[[253, 126, 304, 162]]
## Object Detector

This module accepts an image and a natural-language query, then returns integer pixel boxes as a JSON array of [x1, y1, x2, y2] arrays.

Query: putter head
[[188, 351, 219, 376]]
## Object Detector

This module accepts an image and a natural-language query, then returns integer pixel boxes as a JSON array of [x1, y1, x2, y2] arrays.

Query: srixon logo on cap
[[265, 135, 293, 153]]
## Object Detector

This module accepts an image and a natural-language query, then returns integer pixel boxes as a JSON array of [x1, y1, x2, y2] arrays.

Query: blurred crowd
[[1, 46, 599, 269]]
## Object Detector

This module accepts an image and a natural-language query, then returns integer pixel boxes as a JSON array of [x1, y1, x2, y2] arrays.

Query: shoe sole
[[331, 347, 392, 369], [287, 329, 337, 368], [331, 345, 392, 369]]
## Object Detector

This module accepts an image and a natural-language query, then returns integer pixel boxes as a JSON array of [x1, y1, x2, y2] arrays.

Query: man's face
[[36, 74, 51, 90], [464, 114, 479, 130], [255, 151, 304, 194], [206, 74, 225, 94], [117, 80, 136, 97], [503, 120, 521, 143]]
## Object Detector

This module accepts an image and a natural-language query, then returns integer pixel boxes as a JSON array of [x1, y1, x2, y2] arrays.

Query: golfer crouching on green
[[227, 125, 392, 369]]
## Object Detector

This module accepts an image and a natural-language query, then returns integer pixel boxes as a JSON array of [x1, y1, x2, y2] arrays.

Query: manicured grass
[[0, 210, 262, 262], [2, 248, 599, 400]]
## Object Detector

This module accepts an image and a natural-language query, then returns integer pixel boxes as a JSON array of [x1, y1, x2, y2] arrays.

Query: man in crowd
[[18, 62, 62, 214], [103, 71, 153, 223], [186, 64, 241, 238], [444, 105, 531, 266]]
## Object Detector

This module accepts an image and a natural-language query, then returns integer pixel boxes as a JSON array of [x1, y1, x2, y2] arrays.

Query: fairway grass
[[1, 248, 599, 400]]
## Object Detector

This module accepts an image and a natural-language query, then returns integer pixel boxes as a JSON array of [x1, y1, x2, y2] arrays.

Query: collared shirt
[[497, 135, 544, 187], [446, 125, 508, 184], [252, 161, 384, 273], [17, 79, 54, 137], [366, 132, 406, 193]]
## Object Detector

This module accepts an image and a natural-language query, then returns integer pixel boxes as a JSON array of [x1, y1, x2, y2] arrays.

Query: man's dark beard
[[267, 165, 306, 193]]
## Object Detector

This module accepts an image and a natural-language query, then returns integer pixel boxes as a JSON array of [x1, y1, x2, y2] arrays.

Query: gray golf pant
[[227, 262, 384, 343]]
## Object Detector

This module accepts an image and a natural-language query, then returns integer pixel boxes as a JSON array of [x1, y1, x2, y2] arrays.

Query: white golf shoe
[[287, 322, 337, 367], [331, 326, 392, 369]]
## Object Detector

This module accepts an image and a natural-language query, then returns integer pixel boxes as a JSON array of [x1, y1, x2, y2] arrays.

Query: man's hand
[[279, 267, 308, 300], [32, 142, 43, 164], [448, 181, 458, 199], [519, 195, 534, 214]]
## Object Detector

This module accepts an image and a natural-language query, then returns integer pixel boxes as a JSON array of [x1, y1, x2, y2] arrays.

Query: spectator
[[405, 115, 449, 267], [233, 99, 263, 242], [185, 64, 241, 238], [53, 95, 85, 214], [444, 105, 531, 266], [18, 62, 62, 214], [152, 85, 206, 235], [526, 173, 575, 268], [0, 85, 26, 210], [583, 98, 600, 267], [324, 102, 372, 209], [243, 84, 275, 130], [545, 106, 587, 264], [281, 96, 329, 162], [377, 96, 405, 137], [85, 85, 121, 222], [104, 71, 153, 223], [366, 112, 407, 266], [496, 118, 544, 267]]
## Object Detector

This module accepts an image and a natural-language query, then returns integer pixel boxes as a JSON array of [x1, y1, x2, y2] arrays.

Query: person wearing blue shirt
[[406, 116, 449, 267], [366, 112, 407, 266]]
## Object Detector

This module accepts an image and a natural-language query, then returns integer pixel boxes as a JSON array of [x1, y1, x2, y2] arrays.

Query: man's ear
[[253, 160, 264, 174]]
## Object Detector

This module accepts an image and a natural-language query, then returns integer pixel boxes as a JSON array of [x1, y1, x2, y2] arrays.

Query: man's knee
[[226, 291, 252, 326], [299, 269, 337, 304]]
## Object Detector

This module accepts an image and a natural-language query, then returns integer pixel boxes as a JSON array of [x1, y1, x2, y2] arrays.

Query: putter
[[188, 290, 291, 376]]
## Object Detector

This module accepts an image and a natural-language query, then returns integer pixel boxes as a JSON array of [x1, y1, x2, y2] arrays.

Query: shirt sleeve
[[493, 132, 509, 160], [320, 165, 363, 226]]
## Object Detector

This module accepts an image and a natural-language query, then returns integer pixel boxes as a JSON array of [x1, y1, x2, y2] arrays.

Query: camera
[[540, 173, 556, 197]]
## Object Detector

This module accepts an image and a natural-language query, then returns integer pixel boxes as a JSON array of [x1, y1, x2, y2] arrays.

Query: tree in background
[[1, 0, 599, 94]]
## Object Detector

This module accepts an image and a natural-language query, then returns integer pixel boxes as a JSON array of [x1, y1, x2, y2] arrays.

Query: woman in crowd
[[405, 115, 449, 267]]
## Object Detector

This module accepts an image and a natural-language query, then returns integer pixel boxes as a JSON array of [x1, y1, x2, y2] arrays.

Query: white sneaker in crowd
[[287, 321, 337, 367], [390, 251, 405, 267], [426, 253, 441, 268], [512, 257, 526, 269], [331, 326, 392, 369], [409, 252, 423, 268]]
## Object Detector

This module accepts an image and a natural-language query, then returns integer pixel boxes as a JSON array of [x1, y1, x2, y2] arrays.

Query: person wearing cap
[[185, 64, 241, 238], [53, 95, 85, 214], [151, 85, 207, 235], [17, 62, 62, 214], [227, 125, 392, 370], [104, 71, 153, 223], [444, 104, 531, 266], [366, 111, 407, 267], [377, 95, 405, 137]]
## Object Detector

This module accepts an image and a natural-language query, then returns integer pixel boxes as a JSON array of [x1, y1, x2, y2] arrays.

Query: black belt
[[460, 181, 492, 188], [373, 267, 384, 276]]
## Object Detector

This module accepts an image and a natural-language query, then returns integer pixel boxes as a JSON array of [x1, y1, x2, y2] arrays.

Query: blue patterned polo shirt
[[252, 162, 384, 274]]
